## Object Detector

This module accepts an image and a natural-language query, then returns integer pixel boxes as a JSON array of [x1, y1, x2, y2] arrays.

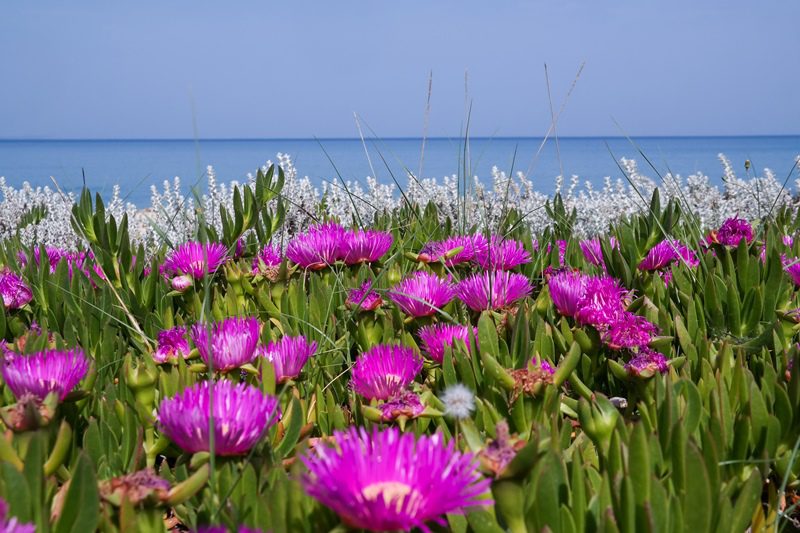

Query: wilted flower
[[301, 426, 491, 531], [252, 243, 282, 280], [0, 269, 32, 309], [157, 380, 280, 456], [0, 497, 35, 533], [440, 384, 475, 420], [548, 270, 588, 318], [351, 345, 423, 401], [480, 421, 525, 477], [98, 469, 171, 507], [509, 356, 555, 402], [455, 271, 532, 312], [286, 222, 346, 270], [388, 271, 455, 317], [341, 229, 393, 265], [476, 237, 531, 270], [257, 335, 317, 383], [153, 326, 191, 364], [378, 390, 426, 422], [163, 242, 228, 281], [417, 323, 477, 363], [1, 349, 90, 401], [625, 348, 669, 378], [601, 312, 659, 350], [190, 317, 260, 372]]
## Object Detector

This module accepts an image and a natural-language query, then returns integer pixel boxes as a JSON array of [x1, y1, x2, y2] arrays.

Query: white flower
[[441, 384, 476, 420]]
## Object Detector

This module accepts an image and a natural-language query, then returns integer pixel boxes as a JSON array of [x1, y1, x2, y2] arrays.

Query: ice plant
[[707, 217, 754, 247], [418, 235, 488, 266], [625, 348, 669, 378], [0, 269, 32, 309], [388, 271, 455, 317], [190, 317, 260, 372], [0, 349, 90, 401], [378, 390, 426, 422], [579, 237, 617, 268], [341, 229, 393, 265], [157, 380, 280, 456], [639, 240, 699, 271], [257, 335, 317, 383], [163, 241, 228, 281], [286, 222, 346, 270], [575, 275, 630, 327], [548, 270, 588, 318], [252, 243, 282, 279], [785, 258, 800, 286], [346, 281, 383, 311], [455, 271, 532, 312], [417, 323, 476, 363], [477, 237, 531, 270], [153, 326, 191, 364], [601, 312, 659, 350], [350, 344, 423, 401], [301, 426, 491, 532]]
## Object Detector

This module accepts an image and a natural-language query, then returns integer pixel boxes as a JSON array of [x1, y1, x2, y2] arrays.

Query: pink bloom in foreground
[[257, 335, 317, 383], [286, 222, 346, 270], [341, 229, 393, 265], [163, 242, 228, 280], [153, 326, 191, 363], [1, 349, 89, 401], [190, 317, 260, 372], [418, 323, 477, 363], [0, 269, 32, 309], [477, 237, 531, 270], [301, 426, 491, 532]]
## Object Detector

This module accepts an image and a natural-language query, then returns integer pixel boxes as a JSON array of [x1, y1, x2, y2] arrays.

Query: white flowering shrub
[[1, 152, 798, 254]]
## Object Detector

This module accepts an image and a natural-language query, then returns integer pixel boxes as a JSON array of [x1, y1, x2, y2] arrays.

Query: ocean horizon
[[1, 135, 798, 206]]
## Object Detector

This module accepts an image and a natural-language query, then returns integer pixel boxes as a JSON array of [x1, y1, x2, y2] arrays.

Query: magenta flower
[[1, 349, 89, 401], [455, 271, 532, 312], [153, 326, 191, 364], [18, 246, 65, 273], [530, 356, 555, 375], [252, 243, 282, 279], [302, 426, 491, 532], [347, 281, 383, 311], [378, 390, 426, 422], [579, 237, 617, 268], [710, 217, 754, 247], [417, 323, 477, 363], [548, 270, 588, 318], [163, 242, 228, 280], [533, 239, 568, 265], [785, 259, 800, 286], [574, 275, 629, 327], [190, 317, 260, 372], [286, 222, 346, 270], [625, 349, 669, 378], [351, 344, 423, 401], [0, 269, 32, 309], [477, 237, 531, 270], [639, 240, 698, 271], [419, 235, 488, 266], [388, 271, 455, 317], [0, 498, 35, 533], [601, 312, 659, 350], [257, 335, 317, 383], [157, 380, 280, 456], [341, 229, 393, 265]]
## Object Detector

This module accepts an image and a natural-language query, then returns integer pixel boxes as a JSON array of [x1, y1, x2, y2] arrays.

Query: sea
[[0, 136, 798, 207]]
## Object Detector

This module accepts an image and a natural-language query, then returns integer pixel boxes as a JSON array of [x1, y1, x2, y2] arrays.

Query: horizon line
[[1, 133, 799, 142]]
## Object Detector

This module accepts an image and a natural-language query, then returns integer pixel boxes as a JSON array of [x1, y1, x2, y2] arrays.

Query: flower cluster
[[455, 271, 532, 312], [287, 223, 391, 270]]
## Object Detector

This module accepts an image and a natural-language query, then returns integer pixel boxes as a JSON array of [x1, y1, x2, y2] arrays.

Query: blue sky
[[1, 1, 798, 139]]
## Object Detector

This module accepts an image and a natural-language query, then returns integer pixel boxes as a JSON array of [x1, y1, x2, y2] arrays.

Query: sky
[[0, 1, 798, 139]]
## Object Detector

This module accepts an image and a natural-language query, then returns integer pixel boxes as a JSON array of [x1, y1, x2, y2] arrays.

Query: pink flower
[[286, 222, 346, 270], [455, 271, 532, 312], [341, 229, 393, 265], [389, 272, 455, 318], [574, 275, 629, 327], [347, 281, 383, 311], [153, 326, 191, 363], [418, 323, 477, 363], [0, 269, 32, 309], [350, 344, 423, 401], [579, 237, 617, 268], [601, 312, 659, 350], [476, 237, 531, 270], [163, 242, 228, 280], [548, 270, 588, 318], [625, 348, 669, 378], [418, 235, 489, 266], [252, 244, 282, 279], [257, 335, 317, 383]]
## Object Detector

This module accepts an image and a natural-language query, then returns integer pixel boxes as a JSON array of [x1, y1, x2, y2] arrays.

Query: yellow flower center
[[361, 481, 417, 511]]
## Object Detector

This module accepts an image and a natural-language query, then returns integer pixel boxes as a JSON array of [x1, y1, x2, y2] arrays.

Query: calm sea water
[[0, 136, 798, 206]]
